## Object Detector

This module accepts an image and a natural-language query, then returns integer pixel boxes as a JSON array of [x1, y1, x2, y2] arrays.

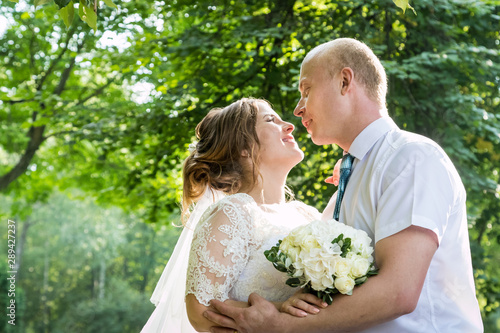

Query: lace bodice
[[185, 193, 321, 306]]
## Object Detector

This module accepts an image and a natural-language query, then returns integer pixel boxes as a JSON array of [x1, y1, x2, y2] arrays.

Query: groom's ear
[[340, 67, 354, 95], [241, 149, 250, 158]]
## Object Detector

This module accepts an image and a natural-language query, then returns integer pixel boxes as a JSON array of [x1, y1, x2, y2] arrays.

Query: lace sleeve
[[185, 196, 254, 306]]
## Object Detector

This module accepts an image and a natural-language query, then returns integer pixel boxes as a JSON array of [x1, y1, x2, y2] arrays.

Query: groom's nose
[[294, 98, 305, 117]]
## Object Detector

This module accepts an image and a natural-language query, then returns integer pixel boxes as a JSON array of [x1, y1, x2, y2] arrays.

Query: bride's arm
[[185, 198, 253, 332]]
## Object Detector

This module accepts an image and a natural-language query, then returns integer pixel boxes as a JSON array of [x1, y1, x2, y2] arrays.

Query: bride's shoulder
[[209, 193, 255, 212], [289, 200, 322, 221], [219, 193, 255, 206], [200, 193, 256, 223]]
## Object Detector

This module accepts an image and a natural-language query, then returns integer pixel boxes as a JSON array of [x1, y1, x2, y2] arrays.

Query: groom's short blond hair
[[305, 38, 388, 108]]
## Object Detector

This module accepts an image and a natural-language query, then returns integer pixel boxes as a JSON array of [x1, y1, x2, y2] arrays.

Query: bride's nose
[[283, 122, 294, 134]]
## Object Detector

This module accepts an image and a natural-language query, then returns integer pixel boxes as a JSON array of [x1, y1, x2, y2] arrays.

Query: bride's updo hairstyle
[[182, 98, 266, 218]]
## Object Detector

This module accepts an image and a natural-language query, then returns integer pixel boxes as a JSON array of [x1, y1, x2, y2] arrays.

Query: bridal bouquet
[[264, 220, 377, 305]]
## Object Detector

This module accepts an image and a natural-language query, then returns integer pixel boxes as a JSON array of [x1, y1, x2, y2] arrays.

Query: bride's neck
[[244, 167, 288, 205]]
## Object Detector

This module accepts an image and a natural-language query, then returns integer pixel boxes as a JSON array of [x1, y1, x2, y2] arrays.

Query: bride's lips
[[282, 135, 295, 143]]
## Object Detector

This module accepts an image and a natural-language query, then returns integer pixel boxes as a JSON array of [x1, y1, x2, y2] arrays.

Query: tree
[[0, 190, 181, 332], [8, 0, 414, 31], [1, 0, 499, 328]]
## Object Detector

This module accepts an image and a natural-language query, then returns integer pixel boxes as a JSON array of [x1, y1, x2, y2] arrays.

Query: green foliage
[[33, 0, 117, 30], [52, 278, 152, 333], [392, 0, 416, 15], [1, 0, 499, 330], [0, 191, 181, 332], [0, 260, 26, 332]]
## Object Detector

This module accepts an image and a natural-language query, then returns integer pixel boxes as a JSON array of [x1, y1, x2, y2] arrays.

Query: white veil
[[141, 188, 225, 333]]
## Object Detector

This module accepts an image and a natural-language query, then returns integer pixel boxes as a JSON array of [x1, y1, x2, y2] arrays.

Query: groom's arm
[[206, 225, 438, 333]]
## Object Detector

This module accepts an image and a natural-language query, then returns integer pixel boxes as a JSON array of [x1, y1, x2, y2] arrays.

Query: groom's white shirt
[[322, 117, 483, 332]]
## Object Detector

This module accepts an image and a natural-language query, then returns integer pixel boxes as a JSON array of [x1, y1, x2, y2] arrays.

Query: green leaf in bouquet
[[366, 267, 379, 277], [331, 233, 344, 245], [264, 243, 280, 263], [355, 276, 367, 285], [286, 277, 302, 288], [264, 249, 276, 262], [274, 262, 288, 273], [321, 292, 333, 305], [341, 237, 352, 257]]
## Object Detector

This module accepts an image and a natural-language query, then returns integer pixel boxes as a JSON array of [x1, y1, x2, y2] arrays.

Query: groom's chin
[[310, 135, 328, 146]]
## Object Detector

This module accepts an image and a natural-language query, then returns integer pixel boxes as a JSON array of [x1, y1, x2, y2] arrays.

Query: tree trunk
[[42, 240, 50, 333], [98, 258, 106, 299], [0, 35, 82, 192], [0, 125, 46, 191], [16, 218, 33, 280]]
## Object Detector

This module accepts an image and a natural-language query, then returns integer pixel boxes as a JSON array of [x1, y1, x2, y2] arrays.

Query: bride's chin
[[288, 152, 305, 169]]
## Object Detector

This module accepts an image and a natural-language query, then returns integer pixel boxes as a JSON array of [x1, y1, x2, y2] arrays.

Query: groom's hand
[[204, 293, 284, 333]]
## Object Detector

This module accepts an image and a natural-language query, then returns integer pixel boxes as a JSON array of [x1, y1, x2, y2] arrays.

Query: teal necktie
[[333, 153, 354, 221]]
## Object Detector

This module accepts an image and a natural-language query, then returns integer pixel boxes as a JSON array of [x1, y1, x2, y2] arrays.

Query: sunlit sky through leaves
[[0, 0, 156, 104]]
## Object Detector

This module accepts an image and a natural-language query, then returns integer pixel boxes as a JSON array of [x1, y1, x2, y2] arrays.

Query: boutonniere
[[325, 158, 342, 186]]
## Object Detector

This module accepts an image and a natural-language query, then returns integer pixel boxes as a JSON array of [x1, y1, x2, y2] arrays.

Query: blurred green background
[[1, 0, 499, 332]]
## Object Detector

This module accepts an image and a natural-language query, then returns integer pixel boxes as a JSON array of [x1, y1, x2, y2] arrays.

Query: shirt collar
[[348, 116, 399, 161]]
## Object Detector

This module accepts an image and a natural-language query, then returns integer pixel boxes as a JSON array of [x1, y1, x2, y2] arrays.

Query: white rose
[[333, 258, 351, 277], [353, 232, 373, 252], [308, 269, 327, 291], [334, 276, 355, 295], [280, 237, 292, 253], [302, 255, 330, 290], [301, 235, 320, 252], [289, 224, 311, 244], [358, 244, 375, 259], [285, 245, 301, 262], [310, 221, 331, 242], [324, 256, 338, 277], [350, 256, 371, 278], [321, 274, 334, 289]]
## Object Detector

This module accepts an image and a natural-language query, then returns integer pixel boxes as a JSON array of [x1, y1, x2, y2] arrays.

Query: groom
[[204, 38, 483, 332]]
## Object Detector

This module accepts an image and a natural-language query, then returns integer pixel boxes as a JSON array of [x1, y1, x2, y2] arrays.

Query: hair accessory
[[188, 141, 198, 154]]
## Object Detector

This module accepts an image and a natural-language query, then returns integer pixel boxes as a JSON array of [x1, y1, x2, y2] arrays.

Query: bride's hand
[[279, 290, 328, 317]]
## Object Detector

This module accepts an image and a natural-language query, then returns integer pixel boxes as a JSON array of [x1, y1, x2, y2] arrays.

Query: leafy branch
[[30, 0, 117, 31]]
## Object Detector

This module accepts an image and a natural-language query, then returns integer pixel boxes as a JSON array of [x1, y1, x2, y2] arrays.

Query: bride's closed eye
[[266, 115, 276, 122]]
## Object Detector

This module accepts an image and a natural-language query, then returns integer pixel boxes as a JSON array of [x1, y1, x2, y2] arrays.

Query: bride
[[142, 98, 327, 332]]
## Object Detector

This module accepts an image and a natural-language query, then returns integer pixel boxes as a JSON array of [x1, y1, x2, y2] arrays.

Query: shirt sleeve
[[374, 142, 463, 244], [185, 196, 254, 306]]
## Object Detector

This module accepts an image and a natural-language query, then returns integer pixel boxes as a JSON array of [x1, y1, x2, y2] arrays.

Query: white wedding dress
[[142, 192, 320, 333]]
